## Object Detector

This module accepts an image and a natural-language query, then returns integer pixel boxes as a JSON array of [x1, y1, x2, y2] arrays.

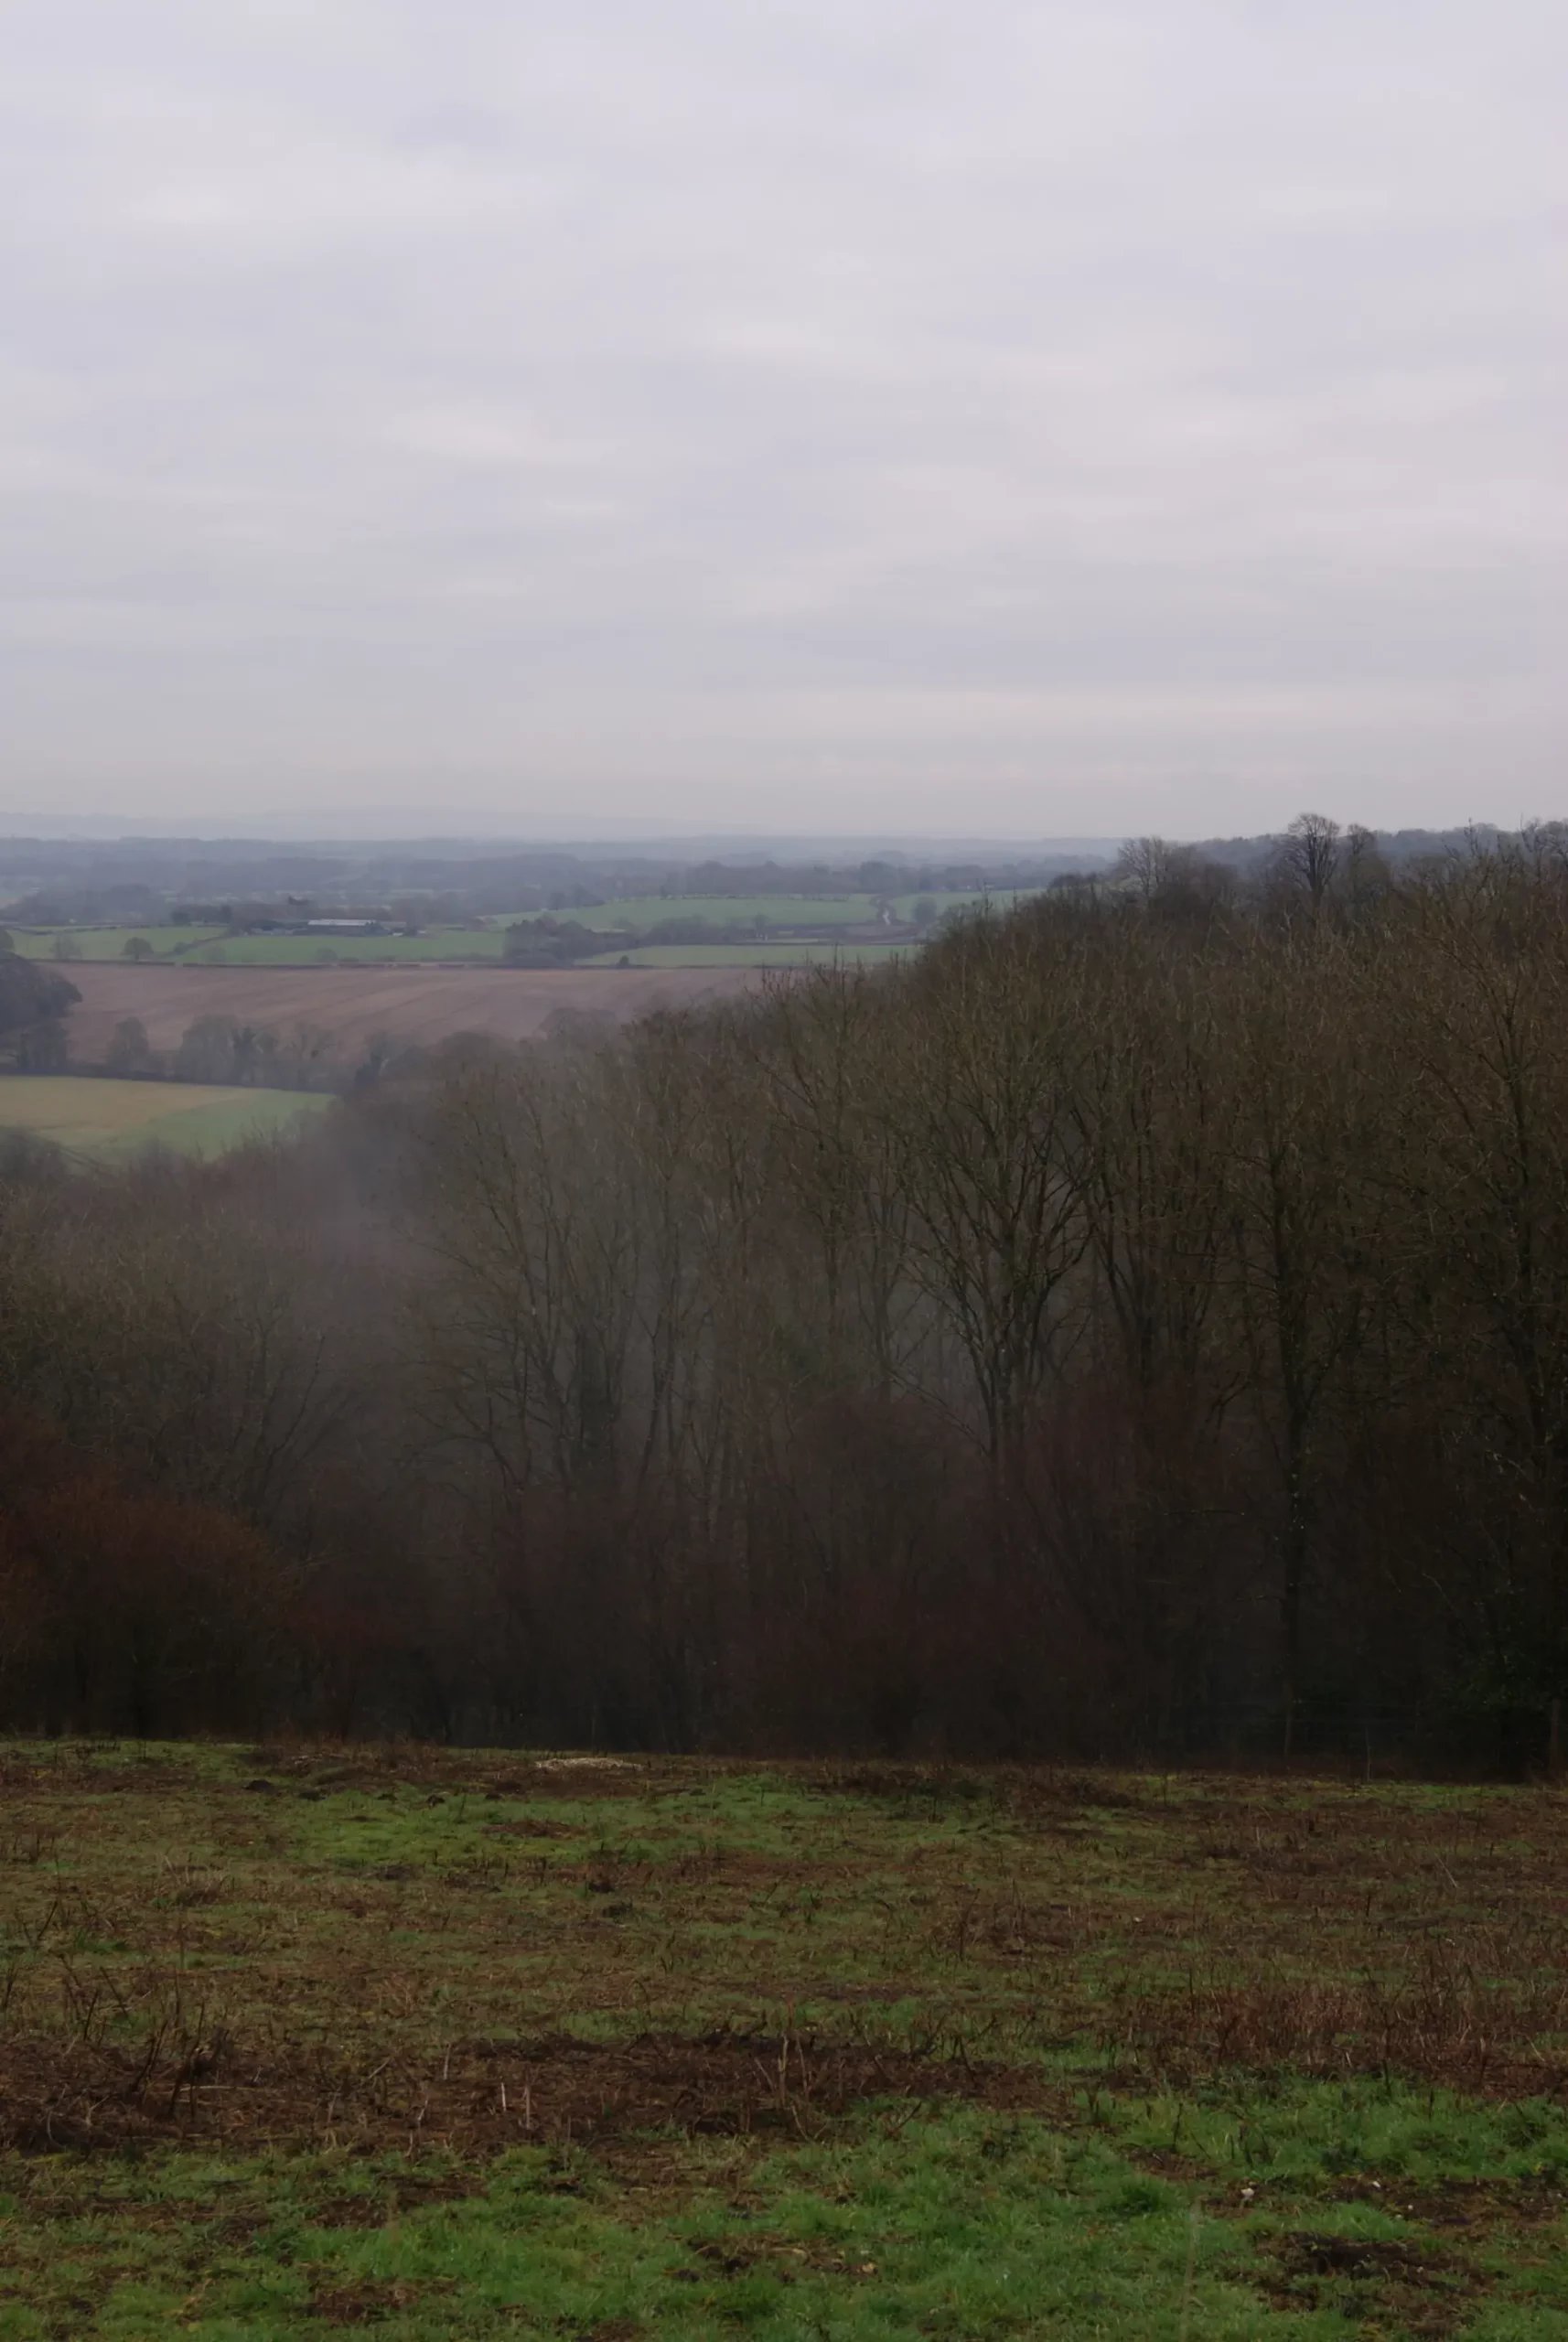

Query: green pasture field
[[3, 925, 502, 966], [890, 888, 1044, 922], [574, 889, 1040, 932], [5, 927, 225, 961], [574, 894, 884, 930], [0, 1076, 335, 1157], [3, 1749, 1568, 2338], [3, 895, 1035, 973], [586, 941, 913, 969]]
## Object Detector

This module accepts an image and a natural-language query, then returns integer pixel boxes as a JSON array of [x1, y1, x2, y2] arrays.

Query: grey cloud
[[1, 0, 1563, 833]]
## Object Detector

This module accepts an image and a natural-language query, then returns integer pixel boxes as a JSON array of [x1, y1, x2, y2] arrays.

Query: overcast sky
[[2, 2, 1563, 839]]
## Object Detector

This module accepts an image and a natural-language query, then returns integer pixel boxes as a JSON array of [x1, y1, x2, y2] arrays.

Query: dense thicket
[[7, 826, 1568, 1767]]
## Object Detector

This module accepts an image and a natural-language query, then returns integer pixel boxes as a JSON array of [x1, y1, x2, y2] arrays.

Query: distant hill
[[0, 822, 1541, 929]]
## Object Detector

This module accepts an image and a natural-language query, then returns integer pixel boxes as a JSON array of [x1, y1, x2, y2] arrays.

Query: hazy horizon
[[5, 3, 1564, 837], [3, 811, 1549, 854], [0, 813, 1144, 864]]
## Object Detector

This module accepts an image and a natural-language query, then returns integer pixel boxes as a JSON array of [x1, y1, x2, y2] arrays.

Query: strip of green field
[[0, 1076, 335, 1156], [571, 892, 884, 930], [574, 888, 1038, 931], [586, 940, 914, 968], [4, 891, 1037, 972], [5, 926, 226, 961]]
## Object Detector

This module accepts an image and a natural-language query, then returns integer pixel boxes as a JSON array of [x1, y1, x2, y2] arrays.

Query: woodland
[[4, 818, 1567, 1768]]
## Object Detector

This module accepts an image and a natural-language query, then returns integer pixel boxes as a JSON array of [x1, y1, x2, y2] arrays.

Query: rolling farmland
[[4, 890, 1026, 970], [59, 962, 762, 1063]]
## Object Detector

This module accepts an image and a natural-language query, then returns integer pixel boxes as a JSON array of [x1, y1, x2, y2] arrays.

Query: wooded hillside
[[5, 822, 1567, 1767]]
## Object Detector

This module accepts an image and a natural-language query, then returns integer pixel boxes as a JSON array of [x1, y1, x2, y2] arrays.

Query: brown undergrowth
[[0, 2022, 1047, 2157], [1258, 2229, 1482, 2337], [1101, 1959, 1568, 2098]]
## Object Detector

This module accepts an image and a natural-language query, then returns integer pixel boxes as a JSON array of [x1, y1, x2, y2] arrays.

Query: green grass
[[5, 927, 226, 962], [0, 1077, 335, 1156], [575, 890, 1043, 933], [572, 894, 886, 930], [4, 1748, 1568, 2336], [5, 2107, 1464, 2340], [4, 895, 1041, 974], [4, 926, 505, 966], [585, 941, 914, 968]]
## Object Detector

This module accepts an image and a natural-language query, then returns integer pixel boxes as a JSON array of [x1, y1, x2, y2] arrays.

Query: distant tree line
[[0, 956, 79, 1069], [503, 910, 794, 965], [0, 840, 1112, 928], [99, 1013, 349, 1090], [5, 817, 1568, 1767]]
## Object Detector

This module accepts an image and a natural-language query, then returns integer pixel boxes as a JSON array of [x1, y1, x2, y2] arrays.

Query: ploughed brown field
[[59, 962, 761, 1062]]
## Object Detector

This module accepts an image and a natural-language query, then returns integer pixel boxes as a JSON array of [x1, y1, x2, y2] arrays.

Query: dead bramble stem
[[1178, 2204, 1200, 2342]]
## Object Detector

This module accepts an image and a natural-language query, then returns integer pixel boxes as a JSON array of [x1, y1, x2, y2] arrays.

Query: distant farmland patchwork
[[5, 889, 1030, 967], [21, 892, 1007, 1078]]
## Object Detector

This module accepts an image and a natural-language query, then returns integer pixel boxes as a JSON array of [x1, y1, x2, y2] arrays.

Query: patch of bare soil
[[304, 2277, 455, 2324], [0, 2028, 1049, 2159], [237, 1748, 669, 1800], [1327, 2175, 1568, 2233], [1261, 2229, 1481, 2337]]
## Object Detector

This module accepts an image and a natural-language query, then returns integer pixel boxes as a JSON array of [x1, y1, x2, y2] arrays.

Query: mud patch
[[0, 2026, 1049, 2159], [1262, 2228, 1479, 2337], [305, 2276, 454, 2323], [1328, 2174, 1568, 2235]]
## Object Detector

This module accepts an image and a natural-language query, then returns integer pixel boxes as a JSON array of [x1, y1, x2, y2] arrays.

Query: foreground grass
[[0, 1079, 335, 1156], [3, 1746, 1567, 2337]]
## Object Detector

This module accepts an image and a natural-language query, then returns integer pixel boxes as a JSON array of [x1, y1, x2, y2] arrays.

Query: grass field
[[0, 1077, 335, 1157], [585, 942, 913, 969], [5, 928, 226, 962], [570, 895, 886, 931], [2, 1747, 1567, 2338], [559, 890, 1037, 935], [5, 925, 505, 967]]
